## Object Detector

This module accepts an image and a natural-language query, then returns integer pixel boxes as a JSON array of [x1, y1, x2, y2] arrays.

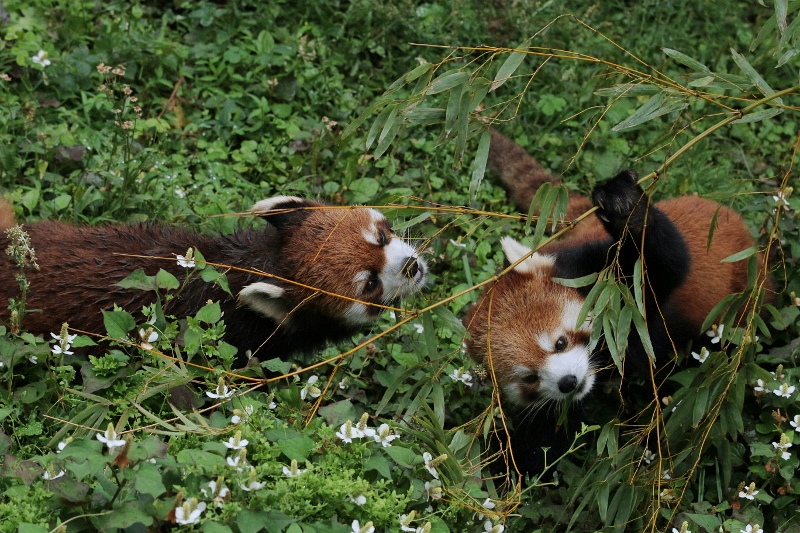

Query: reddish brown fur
[[0, 198, 15, 230]]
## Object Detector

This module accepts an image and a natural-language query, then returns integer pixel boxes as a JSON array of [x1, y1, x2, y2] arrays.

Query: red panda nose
[[402, 257, 420, 278], [558, 375, 578, 394]]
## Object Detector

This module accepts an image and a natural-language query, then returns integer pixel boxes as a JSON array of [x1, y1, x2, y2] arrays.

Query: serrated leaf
[[490, 49, 526, 92], [424, 70, 469, 95], [611, 92, 689, 132], [730, 48, 784, 105], [662, 47, 711, 72]]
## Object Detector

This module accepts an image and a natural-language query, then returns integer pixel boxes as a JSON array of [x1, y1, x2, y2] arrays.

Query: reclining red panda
[[464, 130, 769, 475], [0, 196, 427, 364]]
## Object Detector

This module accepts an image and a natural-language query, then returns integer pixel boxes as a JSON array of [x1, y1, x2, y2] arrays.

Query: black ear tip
[[618, 169, 639, 182]]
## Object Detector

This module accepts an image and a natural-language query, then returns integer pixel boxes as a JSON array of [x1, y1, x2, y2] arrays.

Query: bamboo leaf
[[775, 0, 788, 35], [365, 103, 396, 150], [730, 48, 784, 105], [732, 107, 783, 124], [721, 246, 757, 263], [342, 99, 389, 139], [424, 70, 469, 95], [611, 93, 689, 132], [490, 49, 527, 92], [373, 106, 401, 158], [662, 47, 711, 72], [469, 129, 492, 201]]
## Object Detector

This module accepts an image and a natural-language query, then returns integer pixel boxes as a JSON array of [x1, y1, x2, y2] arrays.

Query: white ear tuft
[[238, 281, 290, 322], [500, 236, 555, 274], [250, 196, 306, 215]]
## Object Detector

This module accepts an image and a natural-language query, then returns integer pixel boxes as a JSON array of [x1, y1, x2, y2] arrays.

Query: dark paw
[[592, 170, 644, 227]]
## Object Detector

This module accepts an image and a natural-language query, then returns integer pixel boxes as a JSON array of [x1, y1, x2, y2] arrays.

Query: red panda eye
[[555, 336, 568, 352], [521, 373, 539, 385], [364, 274, 381, 293], [378, 232, 389, 247]]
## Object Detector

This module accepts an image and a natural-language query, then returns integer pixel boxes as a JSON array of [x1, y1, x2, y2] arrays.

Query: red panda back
[[0, 198, 15, 230]]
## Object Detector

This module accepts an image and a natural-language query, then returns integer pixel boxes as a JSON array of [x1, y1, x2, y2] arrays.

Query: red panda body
[[466, 139, 770, 474], [0, 197, 427, 362]]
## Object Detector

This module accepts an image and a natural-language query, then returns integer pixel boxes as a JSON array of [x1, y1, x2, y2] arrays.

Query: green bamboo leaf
[[692, 386, 709, 427], [342, 99, 390, 139], [402, 106, 445, 125], [730, 48, 784, 104], [611, 92, 689, 132], [552, 272, 599, 289], [776, 0, 788, 34], [630, 306, 655, 359], [776, 48, 800, 68], [468, 129, 492, 200], [662, 47, 711, 72], [732, 107, 784, 123], [424, 70, 469, 95], [490, 49, 527, 92], [365, 103, 396, 150], [444, 80, 467, 136], [373, 106, 401, 158], [721, 246, 757, 262]]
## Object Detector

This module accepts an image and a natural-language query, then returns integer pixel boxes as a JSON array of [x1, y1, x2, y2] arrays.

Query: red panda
[[0, 196, 427, 363], [464, 131, 769, 475]]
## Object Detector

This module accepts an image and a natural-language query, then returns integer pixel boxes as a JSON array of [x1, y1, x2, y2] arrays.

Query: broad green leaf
[[424, 70, 469, 95], [730, 47, 784, 105], [155, 268, 180, 290], [277, 436, 315, 461], [115, 269, 157, 291], [611, 92, 689, 132], [132, 462, 167, 498], [195, 301, 221, 323], [102, 310, 136, 339], [490, 49, 526, 92], [385, 445, 418, 468], [662, 47, 711, 72]]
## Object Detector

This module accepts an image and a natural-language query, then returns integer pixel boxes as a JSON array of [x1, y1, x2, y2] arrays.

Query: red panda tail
[[0, 198, 15, 230], [488, 128, 591, 220]]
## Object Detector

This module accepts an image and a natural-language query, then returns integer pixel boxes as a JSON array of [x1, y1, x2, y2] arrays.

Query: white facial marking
[[342, 301, 372, 326], [538, 347, 594, 402], [238, 282, 290, 322], [353, 270, 371, 285], [250, 196, 305, 215], [367, 208, 385, 223], [362, 223, 380, 246], [562, 299, 590, 332], [378, 237, 427, 300], [500, 237, 555, 274], [535, 332, 554, 353]]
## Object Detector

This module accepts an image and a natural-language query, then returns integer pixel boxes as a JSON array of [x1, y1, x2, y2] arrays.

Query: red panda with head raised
[[0, 196, 427, 363], [464, 131, 770, 475]]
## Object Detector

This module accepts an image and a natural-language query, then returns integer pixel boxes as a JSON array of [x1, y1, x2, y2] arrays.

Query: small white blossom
[[336, 420, 364, 443], [226, 450, 247, 471], [739, 482, 759, 500], [282, 459, 306, 477], [373, 423, 399, 447], [412, 323, 424, 334], [176, 248, 196, 268], [691, 347, 709, 363], [300, 375, 322, 400], [96, 423, 126, 451], [138, 328, 158, 350], [28, 355, 39, 364], [643, 448, 656, 465], [476, 497, 497, 520], [790, 414, 800, 433], [422, 452, 440, 479], [448, 367, 473, 386], [240, 479, 267, 491], [399, 512, 418, 532], [348, 493, 367, 505], [51, 332, 77, 345], [42, 468, 65, 480], [56, 440, 70, 453], [484, 522, 505, 533], [231, 414, 242, 424], [671, 521, 691, 533], [773, 383, 796, 398], [741, 525, 763, 533], [662, 469, 672, 480], [206, 379, 235, 399], [773, 439, 793, 460], [222, 431, 249, 450], [706, 324, 724, 344], [753, 379, 768, 393], [31, 50, 51, 68], [201, 478, 230, 507], [773, 191, 790, 207], [352, 520, 375, 533], [174, 498, 206, 525], [425, 480, 443, 501]]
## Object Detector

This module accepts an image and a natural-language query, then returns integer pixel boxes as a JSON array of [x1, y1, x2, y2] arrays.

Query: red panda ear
[[250, 196, 325, 230], [500, 237, 555, 274], [238, 281, 291, 322]]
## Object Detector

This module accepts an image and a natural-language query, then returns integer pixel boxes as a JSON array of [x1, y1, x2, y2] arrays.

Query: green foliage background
[[0, 0, 799, 532]]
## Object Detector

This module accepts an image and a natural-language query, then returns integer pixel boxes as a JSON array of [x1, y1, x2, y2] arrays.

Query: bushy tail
[[488, 129, 592, 220], [0, 198, 16, 230]]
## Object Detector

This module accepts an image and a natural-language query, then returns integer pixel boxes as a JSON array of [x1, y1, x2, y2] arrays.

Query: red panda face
[[464, 237, 594, 407], [241, 197, 427, 326]]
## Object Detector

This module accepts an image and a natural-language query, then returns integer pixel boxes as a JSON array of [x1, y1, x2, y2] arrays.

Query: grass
[[1, 0, 799, 532]]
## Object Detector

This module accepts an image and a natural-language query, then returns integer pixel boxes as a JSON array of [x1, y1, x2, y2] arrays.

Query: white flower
[[739, 482, 759, 500], [448, 367, 473, 386], [268, 400, 277, 409], [300, 375, 322, 400], [138, 328, 159, 350], [31, 50, 51, 68], [240, 479, 266, 491], [206, 379, 235, 399], [176, 251, 196, 268], [412, 323, 424, 334], [643, 448, 656, 465], [425, 481, 442, 501], [773, 191, 790, 207], [348, 493, 367, 505], [96, 423, 126, 451], [51, 332, 77, 345], [223, 431, 248, 450], [174, 498, 206, 525], [476, 497, 496, 520], [42, 468, 65, 480], [753, 379, 768, 393], [741, 525, 763, 533], [352, 520, 375, 533], [282, 459, 306, 477], [56, 440, 69, 453], [399, 512, 417, 532], [671, 521, 691, 533], [336, 420, 364, 443], [691, 347, 709, 363], [706, 324, 724, 344], [772, 440, 792, 460], [201, 478, 230, 505], [28, 355, 39, 364], [226, 452, 247, 471], [231, 414, 242, 424], [662, 469, 672, 480], [484, 522, 505, 533], [449, 239, 467, 248], [790, 414, 800, 433], [773, 383, 796, 398], [373, 423, 399, 447], [422, 452, 439, 479]]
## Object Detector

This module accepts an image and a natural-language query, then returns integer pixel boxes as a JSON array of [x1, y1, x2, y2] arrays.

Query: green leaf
[[365, 103, 396, 150], [424, 70, 469, 95], [132, 462, 167, 498], [611, 92, 689, 132], [490, 49, 527, 92], [115, 269, 157, 291], [364, 451, 393, 478], [318, 399, 356, 427], [195, 301, 221, 323], [468, 129, 492, 201], [238, 510, 295, 533], [732, 107, 783, 124], [342, 99, 390, 139], [348, 177, 381, 203], [373, 105, 401, 158], [155, 268, 180, 290], [262, 357, 293, 374], [722, 246, 757, 263], [102, 310, 136, 339], [730, 47, 784, 105], [662, 47, 711, 72], [277, 436, 315, 461], [385, 445, 418, 468]]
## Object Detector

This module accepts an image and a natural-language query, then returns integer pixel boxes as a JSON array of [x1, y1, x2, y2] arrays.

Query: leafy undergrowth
[[1, 0, 800, 532]]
